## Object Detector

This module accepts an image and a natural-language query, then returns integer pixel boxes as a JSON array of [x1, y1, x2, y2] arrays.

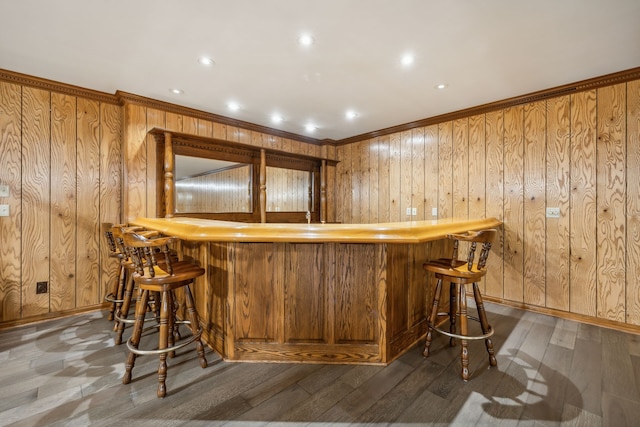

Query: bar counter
[[132, 217, 502, 365]]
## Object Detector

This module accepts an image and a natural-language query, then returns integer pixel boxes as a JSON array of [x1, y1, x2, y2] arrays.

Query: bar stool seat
[[423, 229, 498, 381], [121, 231, 208, 398]]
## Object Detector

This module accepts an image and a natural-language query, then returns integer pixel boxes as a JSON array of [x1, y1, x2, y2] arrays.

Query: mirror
[[174, 155, 252, 213], [265, 166, 313, 212]]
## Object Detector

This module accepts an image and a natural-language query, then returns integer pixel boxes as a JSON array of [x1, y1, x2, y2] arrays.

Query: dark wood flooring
[[1, 302, 639, 426]]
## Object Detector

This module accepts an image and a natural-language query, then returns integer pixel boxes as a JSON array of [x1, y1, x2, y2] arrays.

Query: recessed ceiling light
[[345, 110, 358, 120], [271, 113, 284, 124], [170, 88, 183, 94], [227, 101, 240, 112], [298, 34, 314, 46], [197, 56, 215, 66], [435, 83, 448, 89], [305, 123, 317, 132], [401, 54, 415, 66]]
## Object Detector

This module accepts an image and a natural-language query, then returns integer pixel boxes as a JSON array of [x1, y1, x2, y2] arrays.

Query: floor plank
[[1, 302, 637, 426]]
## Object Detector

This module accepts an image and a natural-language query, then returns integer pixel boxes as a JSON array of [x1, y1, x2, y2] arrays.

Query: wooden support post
[[164, 131, 174, 218]]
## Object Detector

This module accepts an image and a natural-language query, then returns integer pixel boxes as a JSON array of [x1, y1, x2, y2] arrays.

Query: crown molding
[[0, 68, 120, 105], [335, 66, 640, 145]]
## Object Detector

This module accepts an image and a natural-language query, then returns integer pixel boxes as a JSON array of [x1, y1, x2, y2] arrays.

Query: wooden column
[[259, 148, 266, 223], [164, 131, 175, 218], [321, 159, 327, 223]]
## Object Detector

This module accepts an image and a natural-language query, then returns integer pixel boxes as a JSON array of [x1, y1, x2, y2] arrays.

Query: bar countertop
[[131, 216, 502, 244]]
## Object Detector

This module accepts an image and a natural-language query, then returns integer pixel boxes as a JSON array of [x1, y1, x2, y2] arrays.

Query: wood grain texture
[[569, 90, 597, 317], [485, 110, 504, 299], [412, 128, 425, 220], [627, 80, 640, 325], [99, 102, 122, 304], [546, 95, 571, 311], [50, 92, 77, 312], [438, 121, 453, 219], [503, 106, 524, 303], [424, 124, 439, 220], [468, 115, 486, 291], [76, 98, 101, 307], [369, 137, 380, 223], [377, 135, 390, 223], [146, 108, 165, 218], [197, 118, 214, 138], [0, 81, 22, 321], [351, 140, 362, 223], [400, 130, 413, 222], [452, 118, 469, 219], [389, 132, 401, 222], [596, 84, 626, 322], [523, 101, 546, 307], [359, 138, 371, 223], [21, 87, 51, 317], [124, 103, 147, 222]]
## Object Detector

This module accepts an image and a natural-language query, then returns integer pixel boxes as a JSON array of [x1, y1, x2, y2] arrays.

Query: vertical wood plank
[[360, 139, 371, 223], [424, 124, 439, 220], [50, 92, 76, 312], [523, 101, 546, 307], [452, 118, 469, 219], [197, 119, 213, 138], [412, 128, 425, 219], [378, 135, 391, 223], [389, 132, 401, 222], [400, 130, 413, 222], [570, 89, 597, 316], [627, 80, 640, 325], [351, 140, 362, 223], [503, 106, 524, 303], [76, 98, 101, 307], [438, 121, 453, 219], [99, 103, 122, 302], [546, 95, 571, 311], [336, 144, 350, 224], [0, 82, 22, 321], [596, 84, 626, 322], [369, 137, 380, 223], [123, 103, 147, 222], [326, 145, 337, 223], [485, 110, 504, 299], [182, 115, 197, 135], [165, 112, 182, 132], [21, 87, 51, 317], [468, 115, 486, 291]]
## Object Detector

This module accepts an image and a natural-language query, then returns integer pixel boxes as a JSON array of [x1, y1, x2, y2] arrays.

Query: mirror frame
[[150, 128, 335, 223]]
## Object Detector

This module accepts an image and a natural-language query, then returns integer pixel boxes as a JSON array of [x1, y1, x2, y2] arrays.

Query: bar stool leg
[[115, 273, 136, 343], [108, 263, 126, 321], [123, 288, 149, 385], [473, 282, 497, 367], [458, 283, 470, 381], [423, 278, 443, 358], [157, 290, 170, 398], [184, 284, 208, 369], [449, 282, 457, 347]]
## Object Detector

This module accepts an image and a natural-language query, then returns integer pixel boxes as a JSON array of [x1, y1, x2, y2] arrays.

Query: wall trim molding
[[335, 66, 640, 145]]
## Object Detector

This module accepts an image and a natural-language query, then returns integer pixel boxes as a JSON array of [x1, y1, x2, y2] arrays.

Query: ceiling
[[1, 0, 639, 142]]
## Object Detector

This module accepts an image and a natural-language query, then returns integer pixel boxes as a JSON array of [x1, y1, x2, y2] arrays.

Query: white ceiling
[[1, 0, 639, 141]]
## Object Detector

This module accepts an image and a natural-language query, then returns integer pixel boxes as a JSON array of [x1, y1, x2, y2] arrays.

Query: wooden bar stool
[[423, 229, 498, 381], [102, 222, 126, 322], [121, 230, 208, 398], [110, 225, 159, 344]]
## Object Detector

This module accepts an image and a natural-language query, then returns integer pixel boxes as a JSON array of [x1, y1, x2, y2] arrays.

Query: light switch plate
[[432, 207, 438, 216], [546, 207, 560, 218], [0, 185, 8, 198], [0, 204, 9, 217]]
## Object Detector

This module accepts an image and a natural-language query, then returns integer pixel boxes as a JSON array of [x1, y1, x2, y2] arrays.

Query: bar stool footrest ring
[[429, 322, 494, 341], [126, 321, 203, 356]]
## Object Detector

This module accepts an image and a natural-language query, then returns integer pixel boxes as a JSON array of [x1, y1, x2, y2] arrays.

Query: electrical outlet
[[0, 204, 9, 217], [432, 207, 438, 217], [0, 185, 8, 197], [546, 207, 560, 218], [36, 281, 48, 294], [406, 207, 411, 216], [411, 207, 417, 216]]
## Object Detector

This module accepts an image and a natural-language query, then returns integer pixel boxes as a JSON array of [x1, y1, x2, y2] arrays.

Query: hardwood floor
[[1, 302, 639, 426]]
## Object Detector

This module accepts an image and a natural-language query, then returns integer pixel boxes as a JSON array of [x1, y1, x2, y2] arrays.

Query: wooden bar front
[[132, 217, 502, 365]]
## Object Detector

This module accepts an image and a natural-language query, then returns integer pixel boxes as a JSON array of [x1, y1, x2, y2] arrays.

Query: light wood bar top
[[131, 216, 502, 244]]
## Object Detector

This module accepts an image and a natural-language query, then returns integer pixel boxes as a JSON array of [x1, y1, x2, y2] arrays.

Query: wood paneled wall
[[0, 81, 121, 323], [336, 79, 640, 328], [176, 165, 252, 213]]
